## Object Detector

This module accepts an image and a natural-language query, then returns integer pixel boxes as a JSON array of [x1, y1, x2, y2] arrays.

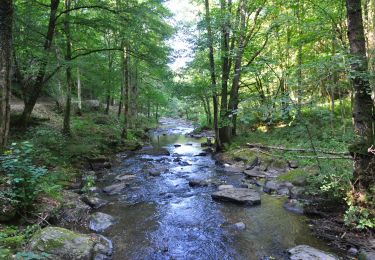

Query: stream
[[94, 118, 336, 260]]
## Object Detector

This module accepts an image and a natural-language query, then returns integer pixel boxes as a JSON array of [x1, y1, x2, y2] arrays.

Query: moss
[[31, 227, 83, 252], [1, 235, 25, 248], [277, 169, 307, 186], [225, 149, 262, 163]]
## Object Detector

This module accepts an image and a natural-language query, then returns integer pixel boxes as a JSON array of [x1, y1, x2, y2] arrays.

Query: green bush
[[0, 142, 59, 211]]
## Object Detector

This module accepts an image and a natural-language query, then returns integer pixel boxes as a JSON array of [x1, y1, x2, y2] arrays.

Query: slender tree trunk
[[76, 67, 82, 116], [219, 0, 231, 144], [63, 0, 72, 136], [346, 0, 375, 191], [296, 0, 303, 110], [155, 104, 159, 121], [121, 46, 130, 139], [204, 0, 222, 151], [19, 0, 60, 126], [105, 51, 113, 115], [0, 0, 12, 150], [206, 96, 212, 125]]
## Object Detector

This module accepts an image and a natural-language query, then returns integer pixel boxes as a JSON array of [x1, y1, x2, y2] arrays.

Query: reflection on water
[[94, 118, 336, 260]]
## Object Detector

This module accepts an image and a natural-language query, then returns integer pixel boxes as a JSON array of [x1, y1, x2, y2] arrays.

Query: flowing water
[[95, 118, 337, 260]]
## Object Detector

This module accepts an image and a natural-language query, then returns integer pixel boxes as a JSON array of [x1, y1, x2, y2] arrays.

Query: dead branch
[[247, 143, 350, 156]]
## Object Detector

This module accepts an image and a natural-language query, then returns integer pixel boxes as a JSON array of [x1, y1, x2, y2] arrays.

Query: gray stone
[[263, 180, 293, 196], [212, 188, 261, 205], [243, 167, 266, 178], [174, 144, 182, 147], [141, 148, 170, 156], [223, 165, 245, 174], [233, 222, 246, 230], [359, 250, 375, 260], [189, 179, 209, 187], [28, 227, 112, 260], [348, 247, 358, 256], [81, 196, 108, 209], [288, 245, 338, 260], [103, 182, 128, 195], [114, 174, 136, 182], [218, 185, 234, 190], [89, 212, 116, 233]]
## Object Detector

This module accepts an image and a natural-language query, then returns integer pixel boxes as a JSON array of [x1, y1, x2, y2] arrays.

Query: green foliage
[[0, 142, 53, 211], [81, 175, 95, 193], [0, 224, 40, 254], [344, 205, 375, 230]]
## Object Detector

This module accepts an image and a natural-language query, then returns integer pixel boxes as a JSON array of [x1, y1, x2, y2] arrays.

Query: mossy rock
[[28, 227, 94, 259], [28, 227, 112, 260], [277, 169, 308, 186]]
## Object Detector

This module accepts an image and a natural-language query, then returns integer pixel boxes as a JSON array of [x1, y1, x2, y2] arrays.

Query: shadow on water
[[95, 118, 338, 260]]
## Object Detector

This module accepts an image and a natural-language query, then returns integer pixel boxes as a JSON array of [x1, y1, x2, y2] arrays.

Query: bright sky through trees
[[165, 0, 200, 71]]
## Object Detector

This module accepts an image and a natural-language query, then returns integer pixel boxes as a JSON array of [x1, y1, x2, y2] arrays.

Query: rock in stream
[[89, 212, 116, 233], [212, 188, 261, 205], [288, 245, 338, 260]]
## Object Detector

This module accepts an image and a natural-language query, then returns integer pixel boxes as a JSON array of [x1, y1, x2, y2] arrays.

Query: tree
[[0, 0, 13, 150], [204, 0, 222, 151], [14, 0, 60, 126], [346, 0, 375, 195]]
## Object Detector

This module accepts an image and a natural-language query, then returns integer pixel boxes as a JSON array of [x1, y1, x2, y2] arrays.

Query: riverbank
[[0, 103, 157, 258], [189, 117, 374, 259]]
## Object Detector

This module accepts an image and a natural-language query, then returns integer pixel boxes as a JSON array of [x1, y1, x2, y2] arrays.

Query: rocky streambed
[[28, 117, 358, 260]]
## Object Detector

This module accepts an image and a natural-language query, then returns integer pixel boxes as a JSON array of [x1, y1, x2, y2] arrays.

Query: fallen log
[[254, 149, 352, 160], [246, 143, 350, 156]]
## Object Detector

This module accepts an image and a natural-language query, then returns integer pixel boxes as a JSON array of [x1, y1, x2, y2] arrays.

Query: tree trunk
[[121, 46, 130, 139], [228, 0, 247, 137], [296, 0, 303, 111], [204, 0, 222, 151], [105, 50, 113, 115], [206, 96, 212, 125], [76, 68, 82, 116], [219, 0, 231, 144], [63, 0, 72, 136], [0, 0, 13, 150], [19, 0, 60, 126], [346, 0, 375, 191]]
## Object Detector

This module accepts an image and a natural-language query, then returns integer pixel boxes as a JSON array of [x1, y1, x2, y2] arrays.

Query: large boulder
[[212, 188, 261, 205], [28, 227, 112, 260], [89, 212, 116, 233], [288, 245, 337, 260], [55, 191, 91, 226]]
